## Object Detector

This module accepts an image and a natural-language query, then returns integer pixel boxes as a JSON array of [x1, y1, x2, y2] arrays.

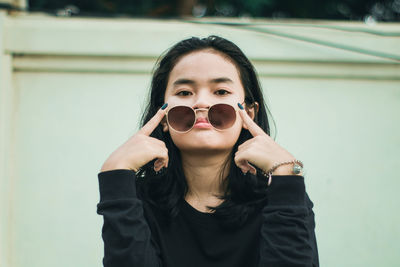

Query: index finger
[[237, 103, 266, 137], [138, 103, 168, 136]]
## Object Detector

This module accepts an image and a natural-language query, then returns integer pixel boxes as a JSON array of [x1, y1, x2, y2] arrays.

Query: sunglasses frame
[[165, 101, 246, 133]]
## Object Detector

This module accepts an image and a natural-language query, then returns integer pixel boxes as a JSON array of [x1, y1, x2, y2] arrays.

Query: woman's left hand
[[234, 104, 298, 176]]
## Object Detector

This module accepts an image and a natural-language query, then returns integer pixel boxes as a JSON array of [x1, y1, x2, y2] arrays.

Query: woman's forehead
[[168, 50, 241, 85]]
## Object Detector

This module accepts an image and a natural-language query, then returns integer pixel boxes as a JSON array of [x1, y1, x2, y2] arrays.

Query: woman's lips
[[194, 118, 212, 128]]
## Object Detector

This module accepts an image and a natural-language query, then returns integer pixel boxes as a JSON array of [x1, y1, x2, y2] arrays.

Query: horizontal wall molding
[[4, 13, 400, 64], [5, 13, 400, 80], [13, 54, 400, 80]]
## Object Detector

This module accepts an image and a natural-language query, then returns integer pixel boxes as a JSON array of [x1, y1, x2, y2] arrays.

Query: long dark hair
[[136, 35, 276, 228]]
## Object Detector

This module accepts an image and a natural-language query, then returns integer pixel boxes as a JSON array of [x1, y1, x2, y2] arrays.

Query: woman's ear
[[161, 116, 169, 132], [242, 101, 259, 130]]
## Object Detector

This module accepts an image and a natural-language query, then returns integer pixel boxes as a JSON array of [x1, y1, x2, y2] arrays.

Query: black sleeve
[[259, 175, 319, 267], [96, 169, 162, 267]]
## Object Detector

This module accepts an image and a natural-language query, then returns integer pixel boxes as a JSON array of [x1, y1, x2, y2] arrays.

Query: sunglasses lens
[[168, 106, 195, 132], [209, 104, 236, 130]]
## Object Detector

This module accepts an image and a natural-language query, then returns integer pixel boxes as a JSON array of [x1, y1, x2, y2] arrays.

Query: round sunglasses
[[166, 102, 244, 133]]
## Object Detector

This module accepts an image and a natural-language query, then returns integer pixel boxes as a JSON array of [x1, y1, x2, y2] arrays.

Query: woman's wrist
[[260, 160, 304, 186], [272, 164, 303, 176], [267, 159, 304, 176]]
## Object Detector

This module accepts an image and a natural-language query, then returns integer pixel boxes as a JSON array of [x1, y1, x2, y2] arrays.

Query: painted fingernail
[[237, 103, 244, 110], [161, 103, 168, 110], [154, 165, 163, 172]]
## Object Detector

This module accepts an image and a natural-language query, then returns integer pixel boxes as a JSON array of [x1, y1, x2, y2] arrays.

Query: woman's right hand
[[100, 105, 169, 173]]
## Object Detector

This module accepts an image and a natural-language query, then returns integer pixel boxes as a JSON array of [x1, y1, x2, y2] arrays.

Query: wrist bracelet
[[261, 160, 304, 186]]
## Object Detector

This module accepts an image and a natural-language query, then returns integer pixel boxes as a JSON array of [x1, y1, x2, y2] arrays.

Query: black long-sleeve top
[[97, 169, 319, 267]]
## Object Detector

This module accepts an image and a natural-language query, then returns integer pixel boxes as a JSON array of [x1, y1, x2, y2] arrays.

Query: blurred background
[[26, 0, 400, 22], [1, 0, 399, 267]]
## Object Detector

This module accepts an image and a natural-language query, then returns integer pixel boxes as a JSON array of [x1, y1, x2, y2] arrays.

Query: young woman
[[97, 35, 319, 267]]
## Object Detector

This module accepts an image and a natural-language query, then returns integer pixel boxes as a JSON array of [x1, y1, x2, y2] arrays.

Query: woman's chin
[[174, 139, 236, 154]]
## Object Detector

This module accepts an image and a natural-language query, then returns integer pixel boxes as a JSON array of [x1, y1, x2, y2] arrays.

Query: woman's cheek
[[165, 96, 193, 106]]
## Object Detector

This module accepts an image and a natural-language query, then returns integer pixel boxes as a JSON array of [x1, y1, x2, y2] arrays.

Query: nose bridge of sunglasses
[[193, 107, 209, 115], [194, 107, 208, 112]]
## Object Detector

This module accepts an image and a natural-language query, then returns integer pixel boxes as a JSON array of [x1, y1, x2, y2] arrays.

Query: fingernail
[[237, 103, 244, 110], [161, 103, 168, 110], [154, 162, 162, 169], [154, 165, 163, 172]]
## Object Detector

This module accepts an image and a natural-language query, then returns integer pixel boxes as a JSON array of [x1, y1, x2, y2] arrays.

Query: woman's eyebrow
[[210, 77, 234, 84], [173, 78, 195, 87], [172, 77, 233, 87]]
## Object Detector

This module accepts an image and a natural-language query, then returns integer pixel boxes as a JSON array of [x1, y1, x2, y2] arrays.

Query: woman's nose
[[194, 89, 216, 105], [192, 98, 211, 110], [192, 99, 211, 118]]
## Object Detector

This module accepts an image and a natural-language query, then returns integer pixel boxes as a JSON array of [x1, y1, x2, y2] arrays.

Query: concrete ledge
[[12, 54, 400, 80], [4, 13, 400, 63]]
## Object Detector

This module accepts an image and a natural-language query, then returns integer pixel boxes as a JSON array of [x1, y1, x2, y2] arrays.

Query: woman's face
[[162, 49, 252, 154]]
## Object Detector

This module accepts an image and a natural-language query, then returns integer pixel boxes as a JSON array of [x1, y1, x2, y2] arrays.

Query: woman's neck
[[180, 149, 231, 211]]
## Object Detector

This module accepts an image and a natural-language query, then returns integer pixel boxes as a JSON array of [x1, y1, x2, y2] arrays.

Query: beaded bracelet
[[260, 160, 304, 186]]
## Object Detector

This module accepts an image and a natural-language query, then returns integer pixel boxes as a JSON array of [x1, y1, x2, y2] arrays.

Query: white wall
[[1, 11, 400, 267]]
